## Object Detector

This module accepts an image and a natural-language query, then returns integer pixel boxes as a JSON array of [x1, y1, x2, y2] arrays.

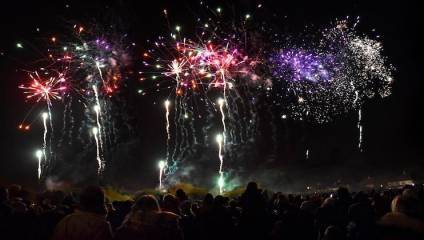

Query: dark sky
[[0, 0, 422, 189]]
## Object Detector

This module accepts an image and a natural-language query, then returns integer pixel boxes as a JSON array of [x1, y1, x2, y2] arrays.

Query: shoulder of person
[[379, 212, 424, 234]]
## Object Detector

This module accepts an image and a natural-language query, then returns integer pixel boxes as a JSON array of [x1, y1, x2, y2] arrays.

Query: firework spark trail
[[170, 98, 180, 171], [94, 104, 102, 142], [92, 127, 102, 175], [67, 99, 75, 145], [158, 160, 166, 189], [216, 133, 225, 194], [176, 101, 188, 159], [95, 60, 106, 86], [164, 100, 171, 161], [306, 149, 310, 160], [226, 98, 236, 144], [170, 97, 186, 172], [41, 112, 49, 163], [217, 98, 226, 141], [92, 85, 104, 157], [352, 88, 363, 152], [246, 87, 258, 141], [179, 104, 190, 158], [46, 104, 54, 166], [358, 109, 363, 152], [35, 150, 43, 180], [59, 99, 70, 147], [177, 99, 189, 162], [189, 110, 198, 145], [232, 90, 250, 143]]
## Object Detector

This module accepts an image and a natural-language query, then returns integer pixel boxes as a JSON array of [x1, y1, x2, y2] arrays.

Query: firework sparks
[[164, 100, 171, 161], [158, 160, 167, 189], [92, 127, 102, 175], [41, 112, 49, 163], [35, 149, 43, 179], [216, 133, 225, 194], [144, 21, 258, 182], [270, 20, 393, 124], [16, 6, 396, 189], [19, 72, 67, 105], [92, 85, 105, 170], [217, 98, 226, 134], [358, 109, 363, 152], [164, 100, 171, 141]]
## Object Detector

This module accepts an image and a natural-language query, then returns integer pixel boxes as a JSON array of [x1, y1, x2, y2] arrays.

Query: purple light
[[274, 49, 336, 83]]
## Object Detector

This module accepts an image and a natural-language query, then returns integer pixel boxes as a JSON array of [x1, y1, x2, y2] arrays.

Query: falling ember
[[216, 133, 225, 194], [18, 124, 30, 131], [158, 160, 167, 189], [92, 127, 102, 175], [35, 150, 43, 179]]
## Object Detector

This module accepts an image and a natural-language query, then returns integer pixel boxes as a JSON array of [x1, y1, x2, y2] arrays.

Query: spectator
[[162, 194, 181, 215], [115, 194, 182, 240], [51, 186, 113, 240], [379, 189, 424, 239], [2, 182, 424, 240], [176, 189, 188, 203]]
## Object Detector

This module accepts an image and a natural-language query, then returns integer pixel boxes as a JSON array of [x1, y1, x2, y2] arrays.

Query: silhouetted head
[[353, 191, 369, 204], [79, 186, 107, 215], [50, 190, 66, 206], [62, 194, 77, 207], [391, 189, 424, 219], [162, 194, 180, 214], [8, 184, 22, 199], [337, 187, 350, 201], [214, 195, 225, 207], [134, 195, 160, 213], [322, 197, 336, 208], [176, 189, 188, 202], [180, 200, 193, 215], [323, 225, 345, 240], [229, 199, 238, 208], [204, 193, 214, 206], [246, 182, 258, 193]]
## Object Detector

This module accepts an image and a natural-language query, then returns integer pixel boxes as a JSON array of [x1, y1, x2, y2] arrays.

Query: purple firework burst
[[273, 49, 338, 83]]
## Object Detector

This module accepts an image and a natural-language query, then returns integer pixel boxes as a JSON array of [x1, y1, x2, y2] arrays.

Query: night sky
[[0, 0, 422, 190]]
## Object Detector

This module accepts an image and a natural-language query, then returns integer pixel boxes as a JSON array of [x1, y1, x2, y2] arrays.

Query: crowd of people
[[1, 182, 424, 240]]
